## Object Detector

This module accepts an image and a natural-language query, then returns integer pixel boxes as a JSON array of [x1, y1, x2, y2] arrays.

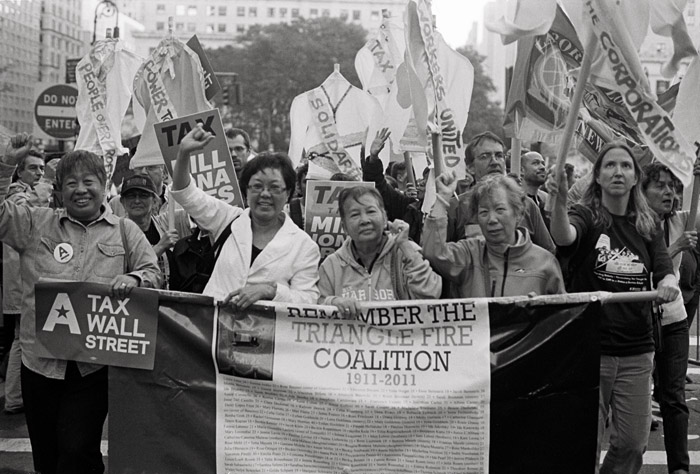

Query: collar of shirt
[[58, 205, 120, 227]]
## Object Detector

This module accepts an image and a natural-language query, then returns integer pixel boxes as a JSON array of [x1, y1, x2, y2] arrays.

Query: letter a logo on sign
[[42, 293, 81, 334]]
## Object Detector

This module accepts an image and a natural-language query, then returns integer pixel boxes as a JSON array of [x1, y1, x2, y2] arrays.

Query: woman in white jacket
[[171, 124, 320, 309]]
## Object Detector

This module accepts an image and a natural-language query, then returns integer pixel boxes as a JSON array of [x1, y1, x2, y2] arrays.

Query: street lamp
[[92, 0, 120, 45]]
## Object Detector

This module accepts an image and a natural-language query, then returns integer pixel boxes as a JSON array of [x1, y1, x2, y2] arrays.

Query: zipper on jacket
[[500, 248, 510, 297]]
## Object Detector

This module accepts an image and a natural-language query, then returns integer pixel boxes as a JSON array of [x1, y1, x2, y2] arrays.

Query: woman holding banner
[[318, 186, 441, 318], [171, 124, 320, 309], [422, 173, 565, 298], [548, 143, 679, 474]]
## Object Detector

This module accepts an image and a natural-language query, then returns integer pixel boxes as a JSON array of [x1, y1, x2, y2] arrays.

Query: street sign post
[[34, 84, 78, 140]]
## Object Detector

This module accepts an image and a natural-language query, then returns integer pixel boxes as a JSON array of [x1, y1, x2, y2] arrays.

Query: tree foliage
[[456, 45, 504, 141], [207, 18, 367, 152]]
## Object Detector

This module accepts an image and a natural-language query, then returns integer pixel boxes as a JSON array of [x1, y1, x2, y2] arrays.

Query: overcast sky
[[432, 0, 492, 48]]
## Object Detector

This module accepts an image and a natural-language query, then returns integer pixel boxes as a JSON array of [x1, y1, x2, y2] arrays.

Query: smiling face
[[341, 194, 387, 248], [644, 169, 677, 216], [476, 186, 520, 247], [246, 168, 289, 222], [61, 168, 106, 222], [595, 148, 638, 198]]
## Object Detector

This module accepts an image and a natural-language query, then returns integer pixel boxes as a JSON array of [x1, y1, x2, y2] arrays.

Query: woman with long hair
[[548, 143, 679, 474]]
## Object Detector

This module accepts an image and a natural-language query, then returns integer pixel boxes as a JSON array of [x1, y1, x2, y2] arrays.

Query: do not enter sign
[[34, 84, 78, 139]]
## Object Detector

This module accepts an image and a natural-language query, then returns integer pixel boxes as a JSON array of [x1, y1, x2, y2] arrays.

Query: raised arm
[[546, 169, 577, 246]]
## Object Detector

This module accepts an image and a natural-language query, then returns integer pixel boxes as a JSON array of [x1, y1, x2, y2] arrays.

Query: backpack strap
[[212, 217, 237, 260], [119, 218, 130, 273]]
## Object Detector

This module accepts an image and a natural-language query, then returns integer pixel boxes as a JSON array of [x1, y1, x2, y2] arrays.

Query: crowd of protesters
[[0, 122, 697, 474]]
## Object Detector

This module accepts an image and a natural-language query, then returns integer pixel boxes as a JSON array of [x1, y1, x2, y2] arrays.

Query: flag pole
[[685, 147, 700, 230], [510, 138, 521, 177], [431, 132, 444, 177], [547, 34, 598, 211], [404, 151, 416, 187]]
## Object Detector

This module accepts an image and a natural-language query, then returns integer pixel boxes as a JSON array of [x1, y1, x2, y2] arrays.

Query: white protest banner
[[305, 180, 375, 260], [403, 0, 473, 176], [214, 300, 491, 473], [154, 109, 244, 206]]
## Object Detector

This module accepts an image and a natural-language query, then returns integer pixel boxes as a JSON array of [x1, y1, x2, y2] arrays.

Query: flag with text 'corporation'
[[402, 0, 474, 177]]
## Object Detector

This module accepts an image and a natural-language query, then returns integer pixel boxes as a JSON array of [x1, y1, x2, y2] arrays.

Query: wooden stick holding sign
[[431, 132, 444, 178], [510, 138, 521, 178], [167, 188, 175, 232], [546, 34, 599, 212], [404, 151, 416, 188], [685, 144, 700, 231]]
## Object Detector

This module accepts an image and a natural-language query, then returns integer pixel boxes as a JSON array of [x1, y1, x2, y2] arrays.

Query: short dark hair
[[295, 163, 309, 191], [225, 128, 251, 150], [56, 150, 106, 190], [14, 150, 45, 182], [465, 131, 505, 166], [390, 162, 407, 181], [330, 172, 356, 182], [642, 162, 682, 192], [338, 186, 385, 220], [239, 152, 296, 202]]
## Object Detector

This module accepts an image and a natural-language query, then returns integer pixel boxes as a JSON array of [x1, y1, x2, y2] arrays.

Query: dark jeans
[[653, 319, 690, 473], [21, 362, 108, 474]]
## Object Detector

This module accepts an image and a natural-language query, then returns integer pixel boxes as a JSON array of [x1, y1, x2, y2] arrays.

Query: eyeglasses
[[247, 183, 286, 195], [476, 151, 505, 161]]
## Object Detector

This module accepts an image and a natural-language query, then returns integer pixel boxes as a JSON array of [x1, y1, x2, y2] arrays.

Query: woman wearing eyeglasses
[[171, 124, 320, 309]]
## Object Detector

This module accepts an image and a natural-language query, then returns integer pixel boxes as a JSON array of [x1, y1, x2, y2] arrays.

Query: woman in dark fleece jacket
[[423, 173, 565, 298]]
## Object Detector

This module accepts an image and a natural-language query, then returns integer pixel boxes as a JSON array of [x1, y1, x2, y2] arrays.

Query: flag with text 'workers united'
[[403, 0, 473, 176], [109, 292, 599, 474]]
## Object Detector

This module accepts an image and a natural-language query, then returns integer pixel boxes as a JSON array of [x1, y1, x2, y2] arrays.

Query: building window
[[322, 9, 330, 17], [371, 11, 380, 20], [237, 6, 245, 17], [187, 5, 196, 16], [236, 24, 245, 34], [352, 10, 361, 20], [156, 21, 165, 31], [249, 7, 257, 17], [206, 24, 215, 33], [280, 8, 287, 18], [340, 10, 349, 20], [187, 22, 196, 32], [310, 8, 318, 18], [218, 6, 226, 16], [291, 8, 299, 18], [175, 5, 185, 16], [207, 6, 215, 16], [218, 23, 226, 33], [175, 22, 184, 31], [268, 7, 275, 17]]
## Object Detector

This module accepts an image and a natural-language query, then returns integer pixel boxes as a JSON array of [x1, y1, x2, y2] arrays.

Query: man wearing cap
[[109, 164, 171, 218], [121, 174, 192, 289]]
